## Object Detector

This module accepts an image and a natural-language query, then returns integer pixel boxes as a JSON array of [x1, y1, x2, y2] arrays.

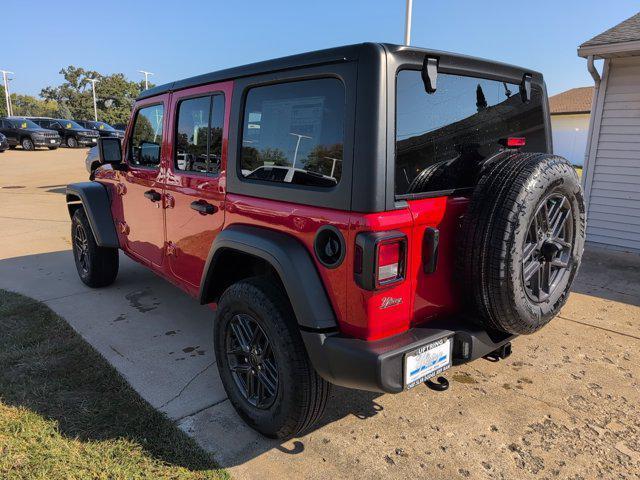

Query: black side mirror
[[98, 137, 123, 165]]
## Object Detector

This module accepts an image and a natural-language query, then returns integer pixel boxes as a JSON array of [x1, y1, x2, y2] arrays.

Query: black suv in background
[[0, 133, 9, 152], [74, 120, 125, 139], [0, 117, 61, 150], [29, 117, 99, 148]]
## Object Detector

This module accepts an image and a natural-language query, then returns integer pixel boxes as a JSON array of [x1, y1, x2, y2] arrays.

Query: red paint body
[[96, 80, 469, 342]]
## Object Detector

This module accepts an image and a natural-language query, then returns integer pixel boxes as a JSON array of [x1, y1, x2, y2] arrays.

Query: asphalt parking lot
[[1, 147, 639, 480]]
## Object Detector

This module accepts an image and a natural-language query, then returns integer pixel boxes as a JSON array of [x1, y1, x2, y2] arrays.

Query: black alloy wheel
[[225, 313, 278, 409], [74, 221, 90, 275], [522, 193, 574, 303], [21, 137, 35, 150]]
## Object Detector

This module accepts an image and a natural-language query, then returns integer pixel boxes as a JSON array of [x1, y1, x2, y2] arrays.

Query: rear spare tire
[[459, 152, 585, 335]]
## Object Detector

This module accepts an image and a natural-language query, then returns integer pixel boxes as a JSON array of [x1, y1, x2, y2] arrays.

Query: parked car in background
[[75, 120, 125, 139], [85, 146, 100, 176], [0, 132, 9, 152], [0, 117, 61, 150], [28, 117, 99, 148], [111, 122, 128, 131]]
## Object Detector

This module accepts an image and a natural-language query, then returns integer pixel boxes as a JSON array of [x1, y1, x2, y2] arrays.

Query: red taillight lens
[[354, 231, 407, 290], [377, 242, 401, 282], [505, 137, 526, 147]]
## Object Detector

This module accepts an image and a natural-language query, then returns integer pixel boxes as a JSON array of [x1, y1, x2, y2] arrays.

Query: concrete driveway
[[1, 148, 639, 479]]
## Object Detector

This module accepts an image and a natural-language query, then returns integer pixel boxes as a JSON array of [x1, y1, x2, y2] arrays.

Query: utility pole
[[138, 70, 154, 90], [324, 156, 342, 178], [404, 0, 413, 45], [88, 78, 98, 121], [289, 132, 312, 169], [1, 70, 14, 116]]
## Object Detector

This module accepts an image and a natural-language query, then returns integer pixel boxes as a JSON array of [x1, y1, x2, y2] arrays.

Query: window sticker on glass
[[66, 122, 73, 129], [248, 112, 262, 123]]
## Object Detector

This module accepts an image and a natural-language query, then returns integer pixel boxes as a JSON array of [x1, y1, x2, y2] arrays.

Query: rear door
[[118, 98, 168, 266], [394, 69, 548, 324], [163, 82, 231, 289]]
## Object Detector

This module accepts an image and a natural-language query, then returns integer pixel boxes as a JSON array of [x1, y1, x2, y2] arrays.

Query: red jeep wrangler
[[66, 43, 585, 439]]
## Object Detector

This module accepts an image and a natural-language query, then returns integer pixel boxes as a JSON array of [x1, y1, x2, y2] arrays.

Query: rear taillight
[[377, 242, 401, 282], [355, 231, 407, 290]]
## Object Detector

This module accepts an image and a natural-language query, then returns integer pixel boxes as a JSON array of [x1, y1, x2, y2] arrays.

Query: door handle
[[144, 190, 162, 202], [190, 200, 217, 215]]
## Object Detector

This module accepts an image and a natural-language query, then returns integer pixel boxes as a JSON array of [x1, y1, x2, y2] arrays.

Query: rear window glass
[[395, 70, 547, 196], [240, 78, 345, 188]]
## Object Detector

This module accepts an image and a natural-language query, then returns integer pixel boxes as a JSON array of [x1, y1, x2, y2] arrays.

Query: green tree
[[304, 143, 343, 178], [0, 85, 7, 117], [10, 94, 59, 117], [40, 66, 152, 125]]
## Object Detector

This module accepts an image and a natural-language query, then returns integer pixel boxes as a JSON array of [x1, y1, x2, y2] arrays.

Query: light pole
[[404, 0, 413, 45], [1, 70, 14, 116], [289, 132, 312, 169], [323, 156, 342, 178], [88, 78, 98, 121], [138, 70, 154, 90]]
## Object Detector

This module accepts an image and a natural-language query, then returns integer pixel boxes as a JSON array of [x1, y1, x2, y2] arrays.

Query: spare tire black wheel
[[459, 152, 585, 335]]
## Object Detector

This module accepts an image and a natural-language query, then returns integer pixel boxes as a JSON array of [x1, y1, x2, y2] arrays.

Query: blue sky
[[3, 0, 638, 97]]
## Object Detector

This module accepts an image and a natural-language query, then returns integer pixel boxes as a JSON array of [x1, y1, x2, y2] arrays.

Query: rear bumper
[[302, 317, 515, 393]]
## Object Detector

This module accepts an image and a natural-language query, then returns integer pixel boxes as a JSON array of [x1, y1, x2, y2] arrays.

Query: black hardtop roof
[[137, 43, 542, 101]]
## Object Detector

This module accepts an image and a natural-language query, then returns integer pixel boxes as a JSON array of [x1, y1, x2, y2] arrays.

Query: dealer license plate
[[404, 337, 452, 389]]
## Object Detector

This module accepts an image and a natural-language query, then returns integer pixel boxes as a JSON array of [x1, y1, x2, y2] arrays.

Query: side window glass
[[208, 94, 225, 174], [174, 93, 225, 175], [239, 78, 345, 188], [175, 96, 210, 173], [130, 104, 164, 168]]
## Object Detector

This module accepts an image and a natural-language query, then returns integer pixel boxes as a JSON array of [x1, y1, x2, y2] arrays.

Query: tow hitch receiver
[[484, 342, 512, 362]]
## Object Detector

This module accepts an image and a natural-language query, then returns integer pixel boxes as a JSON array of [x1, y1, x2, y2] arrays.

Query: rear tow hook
[[425, 376, 450, 391], [484, 342, 513, 362]]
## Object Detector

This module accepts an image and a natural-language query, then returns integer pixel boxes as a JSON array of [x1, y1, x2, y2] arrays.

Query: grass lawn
[[0, 289, 227, 480]]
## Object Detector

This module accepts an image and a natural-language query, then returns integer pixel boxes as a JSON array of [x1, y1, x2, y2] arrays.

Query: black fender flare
[[199, 224, 338, 331], [66, 182, 119, 248]]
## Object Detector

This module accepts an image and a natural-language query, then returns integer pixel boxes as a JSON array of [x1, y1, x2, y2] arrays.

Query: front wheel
[[21, 137, 35, 151], [214, 277, 330, 439], [66, 136, 78, 148], [71, 208, 119, 287]]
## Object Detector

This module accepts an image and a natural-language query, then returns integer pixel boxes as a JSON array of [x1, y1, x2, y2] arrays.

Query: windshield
[[8, 119, 41, 129], [88, 121, 115, 131], [59, 120, 84, 130], [395, 70, 547, 196]]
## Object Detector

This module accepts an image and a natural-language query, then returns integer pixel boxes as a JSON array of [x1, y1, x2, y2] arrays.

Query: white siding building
[[579, 12, 640, 253]]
